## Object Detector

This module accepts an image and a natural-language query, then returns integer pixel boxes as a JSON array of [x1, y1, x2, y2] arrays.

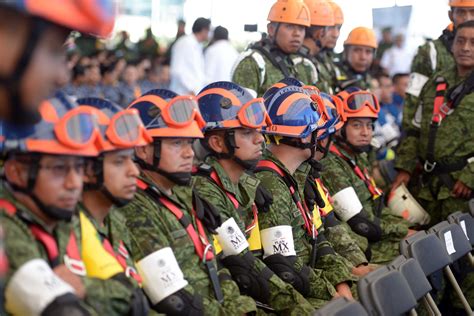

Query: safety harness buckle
[[424, 160, 437, 173]]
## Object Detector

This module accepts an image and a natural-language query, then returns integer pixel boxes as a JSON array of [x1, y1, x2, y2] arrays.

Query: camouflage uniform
[[333, 61, 372, 93], [118, 173, 257, 315], [320, 142, 410, 264], [293, 162, 357, 285], [232, 40, 318, 96], [402, 28, 454, 132], [295, 162, 368, 268], [192, 156, 315, 314], [0, 186, 136, 316], [396, 64, 474, 224], [254, 150, 337, 308]]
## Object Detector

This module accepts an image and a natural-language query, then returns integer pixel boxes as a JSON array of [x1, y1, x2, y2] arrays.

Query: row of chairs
[[314, 210, 474, 316]]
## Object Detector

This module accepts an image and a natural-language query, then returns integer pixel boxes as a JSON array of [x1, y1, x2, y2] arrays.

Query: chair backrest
[[399, 231, 452, 276], [388, 255, 432, 301], [448, 211, 474, 247], [313, 297, 368, 316], [358, 266, 417, 316], [428, 221, 472, 262]]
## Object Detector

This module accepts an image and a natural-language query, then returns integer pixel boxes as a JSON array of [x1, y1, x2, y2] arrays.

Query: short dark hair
[[455, 20, 474, 36], [392, 73, 409, 84], [192, 17, 211, 33], [213, 26, 229, 41]]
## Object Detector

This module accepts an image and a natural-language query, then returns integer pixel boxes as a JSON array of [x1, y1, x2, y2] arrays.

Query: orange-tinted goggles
[[343, 91, 380, 114], [105, 109, 152, 147], [235, 97, 273, 129], [54, 107, 101, 149], [156, 95, 206, 130]]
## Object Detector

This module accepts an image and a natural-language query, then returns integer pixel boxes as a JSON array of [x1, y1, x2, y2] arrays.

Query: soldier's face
[[345, 118, 373, 147], [271, 23, 305, 54], [452, 26, 474, 68], [346, 46, 374, 73], [322, 25, 341, 49], [233, 128, 264, 162], [103, 149, 139, 201], [450, 7, 474, 26], [158, 138, 195, 173]]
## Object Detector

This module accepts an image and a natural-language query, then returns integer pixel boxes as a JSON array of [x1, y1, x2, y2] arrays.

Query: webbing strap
[[102, 238, 142, 283]]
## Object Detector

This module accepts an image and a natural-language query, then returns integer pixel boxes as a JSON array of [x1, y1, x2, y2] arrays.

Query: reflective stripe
[[428, 41, 437, 72]]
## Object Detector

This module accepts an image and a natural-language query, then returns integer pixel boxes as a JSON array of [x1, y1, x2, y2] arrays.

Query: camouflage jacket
[[293, 162, 355, 286], [320, 142, 409, 263], [295, 162, 368, 268], [0, 186, 136, 316], [333, 61, 372, 92], [232, 40, 318, 96], [118, 173, 256, 315], [192, 156, 315, 314], [396, 64, 474, 201], [254, 150, 337, 306], [402, 29, 454, 132]]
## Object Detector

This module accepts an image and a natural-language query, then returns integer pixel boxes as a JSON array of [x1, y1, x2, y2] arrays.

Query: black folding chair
[[358, 266, 417, 316], [427, 221, 473, 314], [388, 255, 441, 315], [448, 211, 474, 266], [313, 297, 368, 316]]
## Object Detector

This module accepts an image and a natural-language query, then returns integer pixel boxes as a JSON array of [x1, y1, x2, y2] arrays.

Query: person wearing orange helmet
[[119, 89, 258, 315], [319, 88, 413, 265], [232, 0, 318, 97], [0, 95, 102, 315], [77, 98, 153, 316], [0, 1, 115, 125], [333, 27, 378, 92]]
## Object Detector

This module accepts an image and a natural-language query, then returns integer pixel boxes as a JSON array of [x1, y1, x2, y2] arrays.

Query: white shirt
[[204, 40, 239, 82], [170, 34, 207, 95], [380, 45, 414, 77]]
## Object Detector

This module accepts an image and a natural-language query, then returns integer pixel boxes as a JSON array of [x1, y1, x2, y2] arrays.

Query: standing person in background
[[380, 34, 413, 77], [164, 19, 186, 65], [205, 26, 238, 82], [373, 27, 393, 72], [170, 17, 211, 95]]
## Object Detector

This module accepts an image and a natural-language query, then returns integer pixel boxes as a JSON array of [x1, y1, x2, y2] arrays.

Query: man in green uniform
[[193, 81, 315, 313], [401, 0, 474, 134], [121, 89, 257, 315], [394, 21, 474, 226], [254, 85, 353, 307], [232, 0, 317, 96], [320, 88, 413, 264], [333, 27, 377, 92], [79, 98, 153, 315], [1, 97, 140, 315]]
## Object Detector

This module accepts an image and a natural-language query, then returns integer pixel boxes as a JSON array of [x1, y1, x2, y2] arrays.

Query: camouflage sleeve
[[320, 155, 357, 196], [192, 177, 236, 224], [232, 55, 261, 94], [457, 162, 474, 189], [325, 224, 368, 267], [314, 237, 355, 287], [394, 134, 420, 173], [217, 268, 258, 315], [379, 210, 410, 240]]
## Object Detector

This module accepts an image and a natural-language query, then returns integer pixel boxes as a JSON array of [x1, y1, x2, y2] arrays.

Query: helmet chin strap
[[201, 130, 260, 171], [135, 139, 192, 186], [277, 131, 318, 162]]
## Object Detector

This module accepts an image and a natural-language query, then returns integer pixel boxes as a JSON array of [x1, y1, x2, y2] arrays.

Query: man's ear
[[207, 133, 226, 154], [135, 144, 151, 162], [4, 159, 28, 187], [449, 10, 454, 23], [267, 22, 276, 37]]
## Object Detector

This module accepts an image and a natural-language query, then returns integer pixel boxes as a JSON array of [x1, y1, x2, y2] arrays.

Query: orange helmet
[[336, 88, 379, 119], [2, 95, 100, 157], [268, 0, 311, 27], [327, 1, 344, 25], [2, 0, 116, 37], [128, 89, 205, 139], [344, 26, 377, 49], [449, 0, 474, 7], [304, 0, 335, 27]]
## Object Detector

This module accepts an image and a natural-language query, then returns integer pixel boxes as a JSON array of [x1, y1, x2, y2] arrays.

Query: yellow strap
[[316, 181, 334, 215], [212, 236, 223, 255], [312, 206, 323, 230], [247, 220, 262, 252], [79, 212, 124, 279]]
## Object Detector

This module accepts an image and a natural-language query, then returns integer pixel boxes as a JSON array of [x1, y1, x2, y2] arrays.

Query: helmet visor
[[346, 92, 380, 112], [239, 98, 272, 129], [62, 112, 98, 147]]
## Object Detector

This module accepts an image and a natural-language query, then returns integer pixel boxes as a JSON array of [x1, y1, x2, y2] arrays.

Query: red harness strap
[[0, 199, 84, 274], [209, 170, 258, 234], [329, 145, 382, 198], [256, 160, 317, 239], [102, 238, 142, 284]]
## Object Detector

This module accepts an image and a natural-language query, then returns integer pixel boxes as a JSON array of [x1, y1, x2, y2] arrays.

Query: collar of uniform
[[2, 183, 63, 234], [137, 172, 190, 210], [77, 202, 110, 238], [294, 161, 312, 192], [204, 156, 240, 197]]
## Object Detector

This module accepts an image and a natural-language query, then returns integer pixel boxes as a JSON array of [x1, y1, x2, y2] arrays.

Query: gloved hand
[[254, 184, 273, 213]]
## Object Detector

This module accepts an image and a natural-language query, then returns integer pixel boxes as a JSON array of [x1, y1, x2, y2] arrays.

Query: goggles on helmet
[[54, 106, 102, 149], [340, 91, 380, 114], [105, 108, 152, 148]]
